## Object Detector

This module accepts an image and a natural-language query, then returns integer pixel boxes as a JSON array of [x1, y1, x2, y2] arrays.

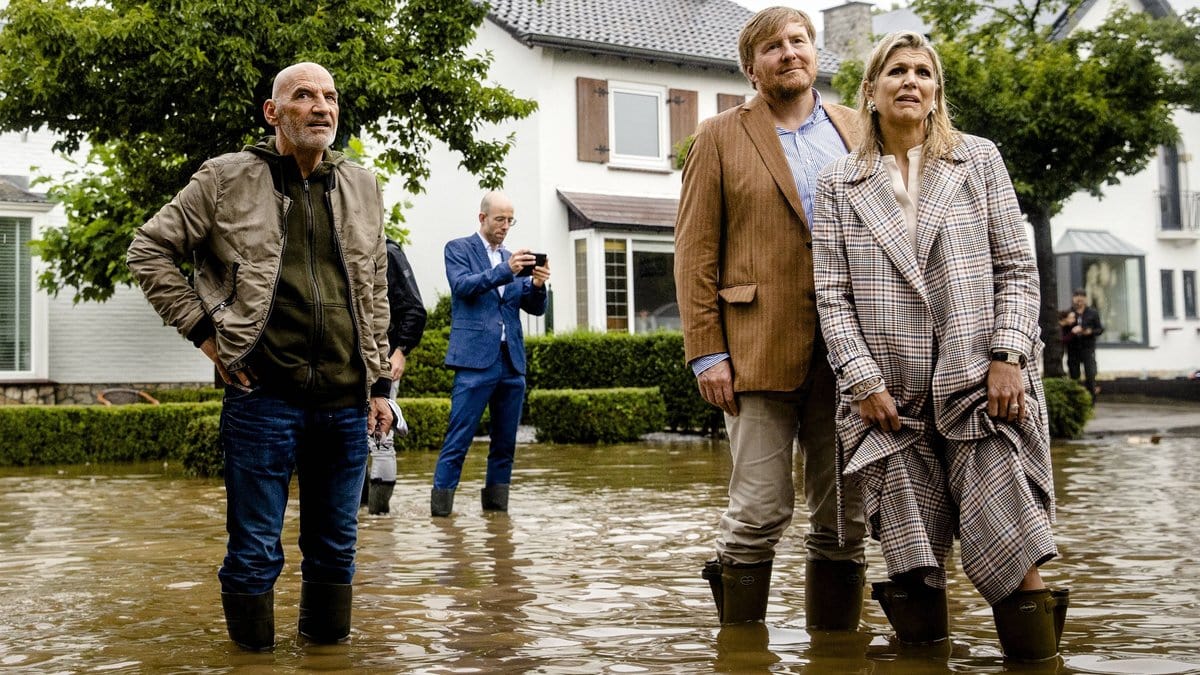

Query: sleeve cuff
[[186, 318, 216, 349], [370, 378, 392, 398], [690, 352, 730, 377]]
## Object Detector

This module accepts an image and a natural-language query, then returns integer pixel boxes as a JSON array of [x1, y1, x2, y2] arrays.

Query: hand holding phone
[[517, 252, 548, 277]]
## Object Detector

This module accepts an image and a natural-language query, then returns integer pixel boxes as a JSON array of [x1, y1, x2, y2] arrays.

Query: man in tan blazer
[[674, 7, 867, 627]]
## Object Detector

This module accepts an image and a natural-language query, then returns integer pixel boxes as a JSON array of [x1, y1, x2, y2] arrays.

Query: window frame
[[0, 205, 50, 381], [1162, 269, 1177, 320], [606, 80, 670, 171]]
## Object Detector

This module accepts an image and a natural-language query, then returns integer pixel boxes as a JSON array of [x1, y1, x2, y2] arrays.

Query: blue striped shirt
[[777, 90, 847, 228], [690, 91, 846, 377]]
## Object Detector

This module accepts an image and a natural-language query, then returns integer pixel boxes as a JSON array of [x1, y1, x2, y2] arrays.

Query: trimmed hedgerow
[[181, 415, 223, 477], [0, 402, 222, 467], [1043, 377, 1094, 440], [528, 388, 667, 444], [526, 331, 721, 435], [174, 398, 452, 477]]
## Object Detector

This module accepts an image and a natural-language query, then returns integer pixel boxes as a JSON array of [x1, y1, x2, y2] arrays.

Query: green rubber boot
[[992, 588, 1058, 661], [430, 488, 455, 517], [1052, 588, 1070, 649], [805, 559, 866, 631], [703, 560, 773, 624], [871, 580, 949, 644]]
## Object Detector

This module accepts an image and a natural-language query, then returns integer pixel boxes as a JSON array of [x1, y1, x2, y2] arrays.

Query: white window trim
[[0, 203, 52, 381], [573, 231, 676, 333], [607, 81, 670, 172]]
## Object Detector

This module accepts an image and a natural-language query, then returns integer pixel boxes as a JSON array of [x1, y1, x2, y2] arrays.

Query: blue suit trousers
[[433, 344, 525, 490]]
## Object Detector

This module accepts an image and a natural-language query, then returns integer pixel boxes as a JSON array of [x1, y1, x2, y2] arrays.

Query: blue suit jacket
[[443, 234, 547, 374]]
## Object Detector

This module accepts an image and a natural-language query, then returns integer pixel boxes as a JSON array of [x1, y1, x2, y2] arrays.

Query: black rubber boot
[[702, 559, 773, 624], [221, 589, 275, 651], [367, 479, 395, 515], [1052, 588, 1070, 649], [805, 559, 866, 631], [992, 588, 1058, 661], [298, 581, 352, 644], [871, 580, 949, 644], [431, 488, 455, 517], [481, 484, 510, 512]]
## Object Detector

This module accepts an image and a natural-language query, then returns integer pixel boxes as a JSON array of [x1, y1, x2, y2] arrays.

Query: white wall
[[384, 18, 761, 333], [0, 130, 211, 384], [1048, 0, 1200, 377]]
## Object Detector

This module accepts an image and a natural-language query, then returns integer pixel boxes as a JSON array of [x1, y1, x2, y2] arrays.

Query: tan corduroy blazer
[[674, 94, 861, 392]]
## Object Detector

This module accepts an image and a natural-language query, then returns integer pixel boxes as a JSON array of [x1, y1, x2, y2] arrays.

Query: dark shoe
[[1051, 588, 1070, 649], [431, 487, 455, 517], [367, 479, 395, 515], [221, 589, 275, 651], [702, 559, 773, 624], [805, 559, 866, 631], [992, 588, 1058, 661], [481, 484, 510, 512], [871, 580, 949, 645], [298, 581, 352, 644]]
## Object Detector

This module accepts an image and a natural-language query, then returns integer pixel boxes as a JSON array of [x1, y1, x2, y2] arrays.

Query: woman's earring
[[929, 102, 937, 114], [866, 100, 877, 113]]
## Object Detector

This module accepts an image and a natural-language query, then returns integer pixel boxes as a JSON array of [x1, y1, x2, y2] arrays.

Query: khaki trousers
[[717, 357, 866, 565]]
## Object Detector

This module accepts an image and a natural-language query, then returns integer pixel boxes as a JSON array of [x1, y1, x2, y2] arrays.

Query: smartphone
[[517, 253, 547, 277]]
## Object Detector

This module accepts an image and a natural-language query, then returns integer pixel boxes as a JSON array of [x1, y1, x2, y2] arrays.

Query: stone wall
[[0, 381, 212, 406]]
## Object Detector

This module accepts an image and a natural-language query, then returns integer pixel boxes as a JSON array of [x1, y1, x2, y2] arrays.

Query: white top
[[881, 145, 924, 252]]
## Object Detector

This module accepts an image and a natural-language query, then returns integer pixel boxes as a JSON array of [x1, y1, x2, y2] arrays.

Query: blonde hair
[[855, 31, 960, 173], [737, 7, 818, 89]]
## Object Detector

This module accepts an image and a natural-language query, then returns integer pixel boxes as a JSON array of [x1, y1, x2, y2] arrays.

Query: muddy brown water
[[0, 434, 1197, 673]]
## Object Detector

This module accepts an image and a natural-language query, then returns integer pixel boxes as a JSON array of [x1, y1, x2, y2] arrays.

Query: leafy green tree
[[0, 0, 537, 302], [833, 1, 1200, 375]]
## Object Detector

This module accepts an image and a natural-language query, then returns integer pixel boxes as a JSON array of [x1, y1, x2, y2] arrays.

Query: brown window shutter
[[717, 93, 746, 113], [576, 77, 609, 163], [667, 88, 698, 160]]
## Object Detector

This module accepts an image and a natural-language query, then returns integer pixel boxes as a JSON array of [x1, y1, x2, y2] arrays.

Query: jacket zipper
[[209, 262, 240, 315]]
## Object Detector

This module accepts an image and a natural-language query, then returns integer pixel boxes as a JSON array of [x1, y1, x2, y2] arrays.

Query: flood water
[[1, 433, 1198, 674]]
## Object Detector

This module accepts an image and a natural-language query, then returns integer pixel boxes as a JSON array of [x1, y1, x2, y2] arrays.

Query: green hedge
[[174, 398, 452, 477], [528, 387, 667, 443], [1043, 377, 1094, 439], [0, 402, 222, 466], [181, 415, 222, 477]]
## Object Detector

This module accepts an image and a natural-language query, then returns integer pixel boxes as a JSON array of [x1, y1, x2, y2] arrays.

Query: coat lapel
[[843, 156, 929, 304], [469, 235, 505, 300], [914, 143, 970, 270], [740, 96, 807, 224]]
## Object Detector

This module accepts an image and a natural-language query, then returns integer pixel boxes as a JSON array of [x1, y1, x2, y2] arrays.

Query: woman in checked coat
[[812, 31, 1067, 661]]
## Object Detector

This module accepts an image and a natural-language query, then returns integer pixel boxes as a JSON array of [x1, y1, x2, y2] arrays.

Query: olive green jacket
[[127, 142, 390, 398]]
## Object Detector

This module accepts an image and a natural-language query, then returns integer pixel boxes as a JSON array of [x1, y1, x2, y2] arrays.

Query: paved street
[[1084, 398, 1200, 436]]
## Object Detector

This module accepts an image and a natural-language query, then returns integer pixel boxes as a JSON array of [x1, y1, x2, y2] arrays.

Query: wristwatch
[[990, 350, 1027, 368]]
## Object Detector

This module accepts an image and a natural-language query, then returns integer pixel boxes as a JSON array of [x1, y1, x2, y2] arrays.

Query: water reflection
[[0, 436, 1198, 673]]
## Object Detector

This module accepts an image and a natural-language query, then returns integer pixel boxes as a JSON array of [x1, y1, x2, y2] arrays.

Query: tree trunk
[[1027, 204, 1064, 377]]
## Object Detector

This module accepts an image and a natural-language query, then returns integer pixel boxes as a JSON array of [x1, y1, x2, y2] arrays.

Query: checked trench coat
[[811, 134, 1057, 604]]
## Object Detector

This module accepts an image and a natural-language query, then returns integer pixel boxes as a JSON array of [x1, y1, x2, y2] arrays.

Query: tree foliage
[[834, 1, 1200, 375], [0, 0, 537, 302]]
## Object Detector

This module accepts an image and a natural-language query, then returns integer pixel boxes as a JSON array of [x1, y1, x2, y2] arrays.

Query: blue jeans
[[433, 345, 525, 490], [218, 388, 369, 595]]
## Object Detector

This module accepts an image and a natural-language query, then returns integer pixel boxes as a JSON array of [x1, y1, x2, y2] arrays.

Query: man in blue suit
[[432, 191, 549, 516]]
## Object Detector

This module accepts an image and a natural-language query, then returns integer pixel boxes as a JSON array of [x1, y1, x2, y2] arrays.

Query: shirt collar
[[775, 89, 827, 136], [476, 231, 502, 255]]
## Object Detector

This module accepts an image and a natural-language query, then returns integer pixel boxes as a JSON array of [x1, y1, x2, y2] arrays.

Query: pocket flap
[[717, 284, 757, 304]]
